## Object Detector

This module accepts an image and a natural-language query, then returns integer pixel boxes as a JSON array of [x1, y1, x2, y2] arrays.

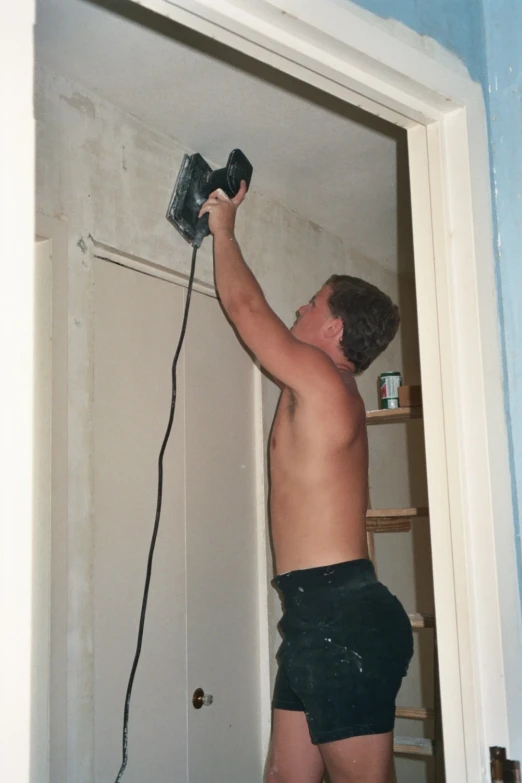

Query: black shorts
[[272, 558, 413, 744]]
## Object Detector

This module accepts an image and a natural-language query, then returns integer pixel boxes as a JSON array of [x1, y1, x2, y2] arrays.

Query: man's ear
[[324, 317, 344, 342]]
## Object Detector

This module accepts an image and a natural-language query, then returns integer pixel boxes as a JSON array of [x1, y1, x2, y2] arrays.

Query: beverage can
[[379, 372, 402, 409]]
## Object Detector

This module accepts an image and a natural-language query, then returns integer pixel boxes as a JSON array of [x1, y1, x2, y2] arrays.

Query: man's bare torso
[[269, 369, 369, 574]]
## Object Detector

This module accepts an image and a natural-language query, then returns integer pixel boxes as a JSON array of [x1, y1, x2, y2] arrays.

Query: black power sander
[[166, 148, 253, 247]]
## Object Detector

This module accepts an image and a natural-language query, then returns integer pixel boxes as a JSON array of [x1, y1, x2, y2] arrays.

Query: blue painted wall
[[350, 0, 522, 585], [482, 0, 522, 572]]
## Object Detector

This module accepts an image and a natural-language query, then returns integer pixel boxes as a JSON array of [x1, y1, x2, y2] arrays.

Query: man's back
[[269, 369, 369, 574]]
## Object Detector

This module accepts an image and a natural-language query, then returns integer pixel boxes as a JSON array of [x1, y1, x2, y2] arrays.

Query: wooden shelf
[[396, 707, 435, 720], [366, 406, 423, 425], [394, 737, 434, 757], [366, 507, 429, 533], [409, 612, 435, 629]]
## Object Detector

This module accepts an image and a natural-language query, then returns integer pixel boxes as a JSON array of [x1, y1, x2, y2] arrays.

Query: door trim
[[93, 240, 217, 298], [33, 237, 52, 783], [34, 214, 69, 783]]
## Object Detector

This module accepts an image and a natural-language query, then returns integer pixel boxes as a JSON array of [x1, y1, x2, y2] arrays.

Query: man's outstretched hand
[[198, 180, 247, 238]]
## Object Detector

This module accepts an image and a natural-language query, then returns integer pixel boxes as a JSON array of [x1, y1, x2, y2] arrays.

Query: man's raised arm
[[199, 184, 336, 394]]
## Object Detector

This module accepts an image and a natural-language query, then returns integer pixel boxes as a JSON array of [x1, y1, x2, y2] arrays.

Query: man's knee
[[265, 762, 286, 783], [265, 760, 304, 783]]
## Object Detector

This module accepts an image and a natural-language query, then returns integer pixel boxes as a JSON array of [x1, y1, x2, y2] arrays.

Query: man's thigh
[[266, 709, 325, 783], [319, 731, 394, 783]]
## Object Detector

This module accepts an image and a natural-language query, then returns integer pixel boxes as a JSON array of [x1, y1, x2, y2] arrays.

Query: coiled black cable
[[114, 243, 199, 782]]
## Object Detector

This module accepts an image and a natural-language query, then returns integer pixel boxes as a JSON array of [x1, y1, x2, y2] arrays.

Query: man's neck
[[335, 355, 355, 375]]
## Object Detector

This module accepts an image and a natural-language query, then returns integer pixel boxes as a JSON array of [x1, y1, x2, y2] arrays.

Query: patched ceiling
[[36, 0, 409, 271]]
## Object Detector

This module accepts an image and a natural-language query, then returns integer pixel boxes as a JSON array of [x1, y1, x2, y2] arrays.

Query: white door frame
[[124, 1, 520, 780]]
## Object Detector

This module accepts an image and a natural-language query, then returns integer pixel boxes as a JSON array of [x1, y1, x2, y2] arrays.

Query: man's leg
[[265, 709, 326, 783], [319, 731, 394, 783]]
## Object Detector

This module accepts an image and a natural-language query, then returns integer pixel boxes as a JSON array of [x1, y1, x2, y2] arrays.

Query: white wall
[[36, 64, 431, 781]]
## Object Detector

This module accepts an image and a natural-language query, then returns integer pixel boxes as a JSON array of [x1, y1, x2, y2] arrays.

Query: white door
[[92, 257, 263, 782]]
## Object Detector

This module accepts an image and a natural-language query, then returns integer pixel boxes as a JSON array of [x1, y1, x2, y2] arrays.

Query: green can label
[[379, 372, 402, 409]]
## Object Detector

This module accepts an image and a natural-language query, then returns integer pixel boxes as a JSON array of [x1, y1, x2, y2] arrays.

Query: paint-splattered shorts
[[272, 558, 413, 744]]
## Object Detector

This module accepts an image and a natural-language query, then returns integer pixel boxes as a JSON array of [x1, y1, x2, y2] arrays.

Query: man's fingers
[[198, 181, 246, 218], [232, 180, 248, 206]]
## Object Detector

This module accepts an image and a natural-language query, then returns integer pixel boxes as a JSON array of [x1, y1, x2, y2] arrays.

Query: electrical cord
[[114, 242, 199, 782]]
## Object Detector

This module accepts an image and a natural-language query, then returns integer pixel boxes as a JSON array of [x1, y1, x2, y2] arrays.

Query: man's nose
[[297, 304, 308, 317]]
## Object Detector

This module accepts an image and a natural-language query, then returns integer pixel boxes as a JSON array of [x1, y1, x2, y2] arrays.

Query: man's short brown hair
[[326, 275, 400, 374]]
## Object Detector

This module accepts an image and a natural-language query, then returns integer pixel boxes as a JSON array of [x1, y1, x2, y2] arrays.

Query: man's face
[[290, 285, 334, 345]]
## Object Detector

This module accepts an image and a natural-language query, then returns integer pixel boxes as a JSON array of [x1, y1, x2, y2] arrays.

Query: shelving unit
[[366, 403, 441, 774]]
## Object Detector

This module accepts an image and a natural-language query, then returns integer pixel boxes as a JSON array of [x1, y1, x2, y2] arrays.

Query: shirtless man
[[199, 183, 413, 783]]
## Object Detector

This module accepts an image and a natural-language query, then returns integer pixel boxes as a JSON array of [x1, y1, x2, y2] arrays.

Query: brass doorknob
[[192, 687, 214, 709]]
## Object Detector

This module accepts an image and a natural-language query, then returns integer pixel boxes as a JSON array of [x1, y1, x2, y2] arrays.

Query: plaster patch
[[77, 237, 88, 254], [60, 91, 96, 119]]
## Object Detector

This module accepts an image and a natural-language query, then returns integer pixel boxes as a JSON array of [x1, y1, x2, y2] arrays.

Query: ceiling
[[35, 0, 407, 271]]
